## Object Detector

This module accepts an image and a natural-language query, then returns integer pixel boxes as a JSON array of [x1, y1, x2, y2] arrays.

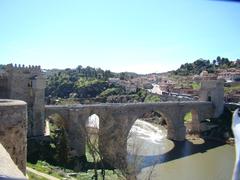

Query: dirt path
[[26, 167, 60, 180]]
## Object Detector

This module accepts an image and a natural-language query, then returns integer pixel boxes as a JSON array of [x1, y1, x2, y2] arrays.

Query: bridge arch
[[85, 113, 101, 163], [96, 104, 185, 171], [126, 110, 170, 171]]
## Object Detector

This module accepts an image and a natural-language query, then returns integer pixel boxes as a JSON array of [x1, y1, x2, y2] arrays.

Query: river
[[127, 119, 235, 180]]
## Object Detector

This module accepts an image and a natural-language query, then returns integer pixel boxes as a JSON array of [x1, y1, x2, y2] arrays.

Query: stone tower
[[0, 64, 46, 137], [199, 79, 225, 118]]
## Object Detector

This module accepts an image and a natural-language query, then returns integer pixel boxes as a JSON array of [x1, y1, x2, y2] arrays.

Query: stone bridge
[[45, 101, 214, 169], [44, 80, 224, 170], [0, 65, 225, 175]]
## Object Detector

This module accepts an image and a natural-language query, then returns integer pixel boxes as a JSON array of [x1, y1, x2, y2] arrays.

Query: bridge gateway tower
[[0, 64, 46, 137], [199, 79, 225, 118]]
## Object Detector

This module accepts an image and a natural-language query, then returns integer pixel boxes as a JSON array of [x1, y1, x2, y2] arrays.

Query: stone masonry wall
[[0, 64, 46, 137], [199, 80, 224, 118], [0, 99, 27, 174]]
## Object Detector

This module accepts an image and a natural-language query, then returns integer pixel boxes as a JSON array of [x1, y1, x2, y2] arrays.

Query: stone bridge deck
[[45, 101, 213, 119], [45, 101, 214, 170]]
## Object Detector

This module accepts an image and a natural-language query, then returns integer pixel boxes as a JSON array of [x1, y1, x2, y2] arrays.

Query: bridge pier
[[191, 109, 202, 133], [167, 125, 186, 141], [98, 114, 129, 170], [68, 109, 87, 158], [166, 107, 186, 141]]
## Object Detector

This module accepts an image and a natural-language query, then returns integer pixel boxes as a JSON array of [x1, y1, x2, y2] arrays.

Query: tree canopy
[[173, 57, 239, 76], [45, 66, 114, 98]]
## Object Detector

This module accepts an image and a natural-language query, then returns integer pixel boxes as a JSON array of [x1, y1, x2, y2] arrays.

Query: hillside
[[173, 56, 240, 76], [45, 66, 161, 104]]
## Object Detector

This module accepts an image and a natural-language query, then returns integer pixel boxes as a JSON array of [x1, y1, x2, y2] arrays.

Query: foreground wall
[[0, 99, 27, 174], [0, 143, 27, 179]]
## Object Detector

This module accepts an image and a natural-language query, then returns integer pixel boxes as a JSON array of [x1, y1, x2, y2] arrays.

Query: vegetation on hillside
[[45, 65, 142, 100], [224, 83, 240, 95], [173, 56, 240, 76], [99, 87, 124, 97], [45, 66, 114, 98], [45, 65, 163, 104], [133, 89, 161, 103], [191, 82, 201, 90], [144, 93, 161, 103]]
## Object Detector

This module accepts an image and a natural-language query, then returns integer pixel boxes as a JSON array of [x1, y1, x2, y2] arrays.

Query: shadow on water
[[128, 138, 226, 171]]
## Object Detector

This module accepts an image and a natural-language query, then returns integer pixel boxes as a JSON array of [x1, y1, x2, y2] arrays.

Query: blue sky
[[0, 0, 239, 73]]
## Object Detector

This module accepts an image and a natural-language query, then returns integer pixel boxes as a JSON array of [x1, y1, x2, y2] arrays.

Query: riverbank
[[27, 161, 124, 180]]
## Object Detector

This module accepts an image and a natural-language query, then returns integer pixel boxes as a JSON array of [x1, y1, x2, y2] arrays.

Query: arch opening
[[184, 111, 193, 122], [46, 113, 66, 136], [184, 110, 205, 144], [85, 114, 101, 163], [184, 110, 193, 134], [86, 114, 100, 131], [28, 113, 68, 165], [126, 110, 174, 176], [127, 110, 174, 157]]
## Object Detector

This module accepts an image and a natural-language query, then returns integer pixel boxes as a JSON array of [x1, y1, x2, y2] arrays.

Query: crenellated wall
[[0, 75, 9, 98], [5, 63, 41, 73], [0, 99, 27, 174], [0, 64, 46, 137]]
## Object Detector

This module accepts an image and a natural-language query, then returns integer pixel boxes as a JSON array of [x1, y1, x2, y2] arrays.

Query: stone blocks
[[0, 99, 27, 174]]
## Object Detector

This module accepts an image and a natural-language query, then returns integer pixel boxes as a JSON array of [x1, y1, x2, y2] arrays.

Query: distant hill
[[44, 65, 165, 104], [45, 65, 143, 99], [173, 56, 240, 76], [45, 66, 113, 98]]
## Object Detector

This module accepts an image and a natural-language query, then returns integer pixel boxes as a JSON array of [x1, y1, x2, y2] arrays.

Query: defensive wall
[[0, 99, 27, 177], [0, 64, 45, 137]]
